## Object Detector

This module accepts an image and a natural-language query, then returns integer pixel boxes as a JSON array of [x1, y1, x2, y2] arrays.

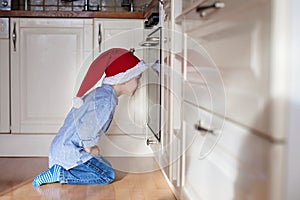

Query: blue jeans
[[59, 156, 115, 185]]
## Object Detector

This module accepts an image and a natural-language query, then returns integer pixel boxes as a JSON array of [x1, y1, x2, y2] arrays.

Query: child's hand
[[84, 145, 100, 156]]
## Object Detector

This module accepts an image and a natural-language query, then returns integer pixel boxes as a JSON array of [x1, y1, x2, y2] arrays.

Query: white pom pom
[[72, 97, 83, 108]]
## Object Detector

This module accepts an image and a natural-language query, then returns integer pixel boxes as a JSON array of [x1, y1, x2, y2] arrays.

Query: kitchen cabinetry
[[93, 19, 144, 56], [0, 18, 10, 133], [10, 18, 93, 133], [93, 19, 145, 135], [159, 0, 289, 199], [181, 0, 277, 139], [0, 17, 150, 157], [182, 102, 283, 199]]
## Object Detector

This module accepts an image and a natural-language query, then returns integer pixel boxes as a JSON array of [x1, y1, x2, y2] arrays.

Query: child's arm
[[84, 145, 100, 156]]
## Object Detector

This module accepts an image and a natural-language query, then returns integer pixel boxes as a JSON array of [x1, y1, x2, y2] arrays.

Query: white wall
[[286, 0, 300, 199]]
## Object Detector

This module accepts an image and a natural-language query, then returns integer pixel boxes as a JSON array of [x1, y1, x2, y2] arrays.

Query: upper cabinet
[[10, 18, 93, 133]]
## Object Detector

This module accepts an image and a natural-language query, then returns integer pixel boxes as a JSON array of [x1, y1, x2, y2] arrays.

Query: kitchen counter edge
[[0, 10, 145, 19]]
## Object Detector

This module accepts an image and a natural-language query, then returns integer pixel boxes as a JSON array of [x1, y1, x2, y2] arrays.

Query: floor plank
[[0, 157, 176, 200], [0, 157, 48, 195]]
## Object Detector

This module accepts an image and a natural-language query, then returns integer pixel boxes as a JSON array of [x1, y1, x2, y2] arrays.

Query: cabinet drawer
[[183, 101, 223, 159], [180, 0, 265, 31], [182, 102, 284, 199], [183, 64, 226, 117], [182, 0, 274, 138]]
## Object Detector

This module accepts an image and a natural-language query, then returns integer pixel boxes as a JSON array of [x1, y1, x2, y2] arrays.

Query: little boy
[[32, 48, 147, 187]]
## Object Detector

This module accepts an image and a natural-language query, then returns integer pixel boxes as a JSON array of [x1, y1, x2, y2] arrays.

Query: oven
[[140, 27, 162, 144]]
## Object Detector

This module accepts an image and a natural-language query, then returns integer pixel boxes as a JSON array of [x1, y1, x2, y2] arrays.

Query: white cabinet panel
[[182, 102, 284, 200], [182, 0, 278, 139], [10, 18, 93, 133], [93, 19, 145, 135], [161, 0, 290, 199], [180, 0, 262, 29], [0, 38, 10, 133], [182, 101, 223, 160], [93, 19, 144, 58]]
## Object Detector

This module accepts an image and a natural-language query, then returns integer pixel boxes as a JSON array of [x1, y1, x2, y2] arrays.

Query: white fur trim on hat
[[72, 97, 83, 108], [102, 60, 148, 85]]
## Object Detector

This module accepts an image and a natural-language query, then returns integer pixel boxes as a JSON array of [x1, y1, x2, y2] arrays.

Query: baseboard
[[161, 168, 180, 200], [98, 134, 153, 157], [0, 134, 153, 157], [0, 134, 55, 156]]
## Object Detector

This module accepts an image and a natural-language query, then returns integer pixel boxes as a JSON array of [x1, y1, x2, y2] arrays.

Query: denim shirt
[[49, 84, 118, 170]]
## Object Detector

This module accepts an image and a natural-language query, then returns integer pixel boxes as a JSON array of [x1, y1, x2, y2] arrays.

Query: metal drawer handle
[[196, 1, 225, 17], [194, 120, 215, 135], [146, 138, 157, 145]]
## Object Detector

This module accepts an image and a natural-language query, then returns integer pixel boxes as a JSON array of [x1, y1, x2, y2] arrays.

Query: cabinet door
[[93, 19, 145, 135], [93, 19, 144, 57], [0, 38, 10, 133], [10, 18, 93, 133]]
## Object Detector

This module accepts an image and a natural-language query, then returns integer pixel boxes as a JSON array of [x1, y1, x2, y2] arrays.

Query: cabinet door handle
[[12, 22, 17, 52], [194, 120, 215, 135], [98, 23, 102, 52], [196, 1, 225, 17]]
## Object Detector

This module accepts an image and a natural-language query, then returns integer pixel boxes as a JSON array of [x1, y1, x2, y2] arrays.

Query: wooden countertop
[[0, 10, 145, 19], [0, 0, 158, 19]]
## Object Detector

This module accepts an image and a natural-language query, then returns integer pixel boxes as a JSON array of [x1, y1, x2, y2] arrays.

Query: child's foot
[[32, 165, 62, 187]]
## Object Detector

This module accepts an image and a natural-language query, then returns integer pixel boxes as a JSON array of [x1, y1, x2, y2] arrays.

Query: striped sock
[[32, 164, 62, 187]]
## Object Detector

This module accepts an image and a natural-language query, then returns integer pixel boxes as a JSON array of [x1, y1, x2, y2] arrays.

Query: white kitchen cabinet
[[181, 0, 277, 139], [93, 19, 146, 135], [10, 18, 93, 133], [178, 0, 288, 199], [93, 19, 144, 57], [157, 0, 290, 199], [182, 102, 284, 200], [0, 18, 10, 133]]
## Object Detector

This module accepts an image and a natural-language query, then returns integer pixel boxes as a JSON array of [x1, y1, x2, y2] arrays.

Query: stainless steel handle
[[196, 1, 225, 17], [129, 48, 135, 54], [98, 23, 102, 52], [139, 36, 160, 47], [194, 120, 215, 135], [146, 138, 157, 145], [12, 22, 16, 52]]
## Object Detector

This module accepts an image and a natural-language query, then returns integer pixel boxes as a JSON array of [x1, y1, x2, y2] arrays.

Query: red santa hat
[[72, 48, 147, 108]]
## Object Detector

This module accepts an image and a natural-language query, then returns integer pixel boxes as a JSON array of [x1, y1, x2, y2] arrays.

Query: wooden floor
[[0, 157, 176, 200]]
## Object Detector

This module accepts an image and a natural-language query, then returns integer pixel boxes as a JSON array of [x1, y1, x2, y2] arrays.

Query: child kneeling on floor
[[32, 48, 147, 187]]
